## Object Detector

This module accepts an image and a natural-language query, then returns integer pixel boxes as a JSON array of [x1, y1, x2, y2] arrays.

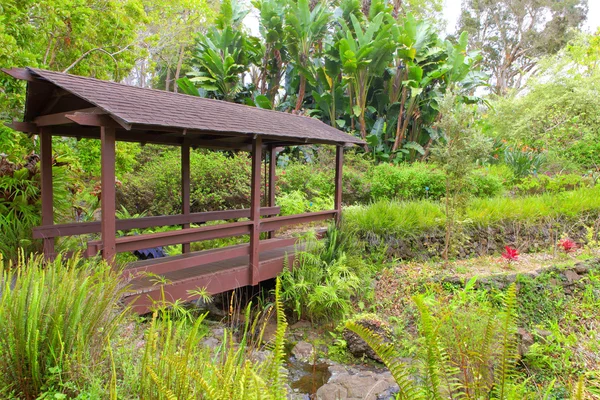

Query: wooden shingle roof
[[22, 68, 363, 145]]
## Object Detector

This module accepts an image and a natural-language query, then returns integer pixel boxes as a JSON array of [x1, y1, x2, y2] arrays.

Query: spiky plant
[[140, 278, 289, 400], [0, 252, 125, 399]]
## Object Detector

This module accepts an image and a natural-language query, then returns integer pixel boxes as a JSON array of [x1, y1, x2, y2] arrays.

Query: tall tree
[[458, 0, 588, 94]]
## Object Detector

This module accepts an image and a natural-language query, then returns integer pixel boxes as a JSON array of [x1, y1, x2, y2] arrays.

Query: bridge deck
[[123, 241, 302, 314]]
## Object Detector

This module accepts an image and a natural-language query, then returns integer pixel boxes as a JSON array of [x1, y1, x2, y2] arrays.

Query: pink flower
[[558, 239, 578, 253]]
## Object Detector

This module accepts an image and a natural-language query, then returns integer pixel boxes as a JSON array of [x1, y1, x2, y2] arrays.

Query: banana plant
[[284, 0, 331, 112], [338, 11, 395, 139], [253, 0, 288, 102]]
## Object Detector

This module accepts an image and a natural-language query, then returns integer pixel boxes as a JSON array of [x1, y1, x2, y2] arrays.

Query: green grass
[[344, 185, 600, 237]]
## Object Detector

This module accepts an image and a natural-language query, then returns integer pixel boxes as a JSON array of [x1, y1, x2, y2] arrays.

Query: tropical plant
[[140, 278, 288, 399], [345, 283, 524, 399], [284, 0, 331, 112], [0, 253, 125, 399]]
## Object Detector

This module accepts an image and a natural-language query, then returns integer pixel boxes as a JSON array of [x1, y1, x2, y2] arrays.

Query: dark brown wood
[[87, 221, 252, 255], [1, 67, 35, 82], [250, 135, 262, 285], [40, 127, 54, 259], [181, 141, 191, 253], [268, 145, 277, 239], [334, 145, 344, 225], [260, 210, 336, 232], [65, 113, 124, 129], [35, 107, 101, 126], [32, 206, 281, 239], [5, 121, 39, 134], [100, 126, 117, 262]]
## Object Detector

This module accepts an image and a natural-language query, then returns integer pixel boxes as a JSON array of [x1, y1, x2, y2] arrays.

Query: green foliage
[[118, 147, 252, 215], [0, 253, 125, 399], [370, 162, 446, 200], [345, 185, 600, 239], [139, 279, 288, 400], [503, 147, 546, 179], [515, 173, 594, 196], [345, 282, 524, 399], [280, 227, 372, 323]]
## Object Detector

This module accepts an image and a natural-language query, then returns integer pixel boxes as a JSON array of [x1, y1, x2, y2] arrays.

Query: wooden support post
[[249, 136, 262, 286], [181, 141, 191, 253], [334, 145, 344, 225], [40, 127, 55, 260], [100, 127, 117, 263], [268, 145, 277, 239]]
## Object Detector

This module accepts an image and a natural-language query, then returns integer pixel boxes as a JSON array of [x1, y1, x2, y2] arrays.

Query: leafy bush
[[280, 227, 372, 323], [118, 148, 252, 215], [0, 254, 125, 399], [503, 147, 546, 179], [469, 170, 504, 198], [345, 283, 525, 399], [370, 163, 447, 201], [515, 174, 593, 195]]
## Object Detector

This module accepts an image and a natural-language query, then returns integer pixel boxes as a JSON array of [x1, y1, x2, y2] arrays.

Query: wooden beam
[[1, 68, 35, 82], [249, 135, 262, 286], [35, 107, 101, 126], [260, 210, 336, 232], [5, 121, 38, 134], [100, 126, 117, 263], [40, 127, 54, 260], [65, 112, 124, 129], [181, 140, 191, 253], [334, 145, 344, 225]]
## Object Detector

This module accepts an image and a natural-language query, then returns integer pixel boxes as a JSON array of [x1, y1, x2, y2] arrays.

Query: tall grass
[[0, 253, 126, 399], [344, 185, 600, 237]]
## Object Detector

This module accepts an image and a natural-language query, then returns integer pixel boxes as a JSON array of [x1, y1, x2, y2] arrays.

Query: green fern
[[494, 283, 520, 400]]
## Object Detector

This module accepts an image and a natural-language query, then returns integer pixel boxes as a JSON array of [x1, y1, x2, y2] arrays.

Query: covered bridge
[[2, 67, 363, 313]]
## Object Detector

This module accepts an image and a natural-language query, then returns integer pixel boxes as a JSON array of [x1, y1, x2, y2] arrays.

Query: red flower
[[558, 238, 578, 253], [502, 246, 519, 262]]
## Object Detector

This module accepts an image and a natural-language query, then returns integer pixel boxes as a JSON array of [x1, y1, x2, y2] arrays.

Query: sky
[[443, 0, 600, 34]]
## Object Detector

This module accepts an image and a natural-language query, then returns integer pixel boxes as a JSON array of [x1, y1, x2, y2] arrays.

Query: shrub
[[370, 163, 446, 201], [0, 254, 125, 399], [118, 148, 252, 215], [515, 174, 593, 196], [503, 147, 546, 179], [469, 170, 504, 198]]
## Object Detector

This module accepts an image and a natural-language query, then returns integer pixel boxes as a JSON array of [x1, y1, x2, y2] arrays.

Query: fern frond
[[345, 320, 425, 400], [494, 283, 520, 400]]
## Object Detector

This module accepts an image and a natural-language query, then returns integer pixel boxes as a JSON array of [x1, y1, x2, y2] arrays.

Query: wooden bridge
[[3, 68, 363, 313]]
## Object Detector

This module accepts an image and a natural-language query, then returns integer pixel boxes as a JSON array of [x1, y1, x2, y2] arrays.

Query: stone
[[535, 329, 552, 342], [517, 328, 534, 356], [212, 327, 225, 338], [574, 263, 590, 274], [563, 270, 581, 285], [292, 341, 315, 362], [343, 317, 393, 363], [201, 337, 221, 350], [316, 369, 399, 400]]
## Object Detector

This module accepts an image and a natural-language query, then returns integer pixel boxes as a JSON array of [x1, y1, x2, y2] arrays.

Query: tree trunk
[[174, 44, 185, 93], [165, 66, 171, 92], [294, 75, 306, 112]]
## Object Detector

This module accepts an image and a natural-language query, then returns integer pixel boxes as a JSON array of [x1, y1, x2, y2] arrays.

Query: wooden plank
[[259, 210, 336, 232], [32, 206, 281, 239], [35, 107, 101, 126], [268, 145, 276, 239], [101, 127, 117, 263], [40, 127, 54, 260], [181, 141, 191, 253], [109, 221, 252, 253], [123, 244, 251, 279], [250, 135, 262, 285], [334, 145, 344, 225]]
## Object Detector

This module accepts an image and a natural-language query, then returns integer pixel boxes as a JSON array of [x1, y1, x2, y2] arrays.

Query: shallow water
[[287, 357, 331, 398]]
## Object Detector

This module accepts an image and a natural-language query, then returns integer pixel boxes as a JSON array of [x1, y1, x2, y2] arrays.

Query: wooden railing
[[32, 207, 281, 239], [85, 209, 336, 258]]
